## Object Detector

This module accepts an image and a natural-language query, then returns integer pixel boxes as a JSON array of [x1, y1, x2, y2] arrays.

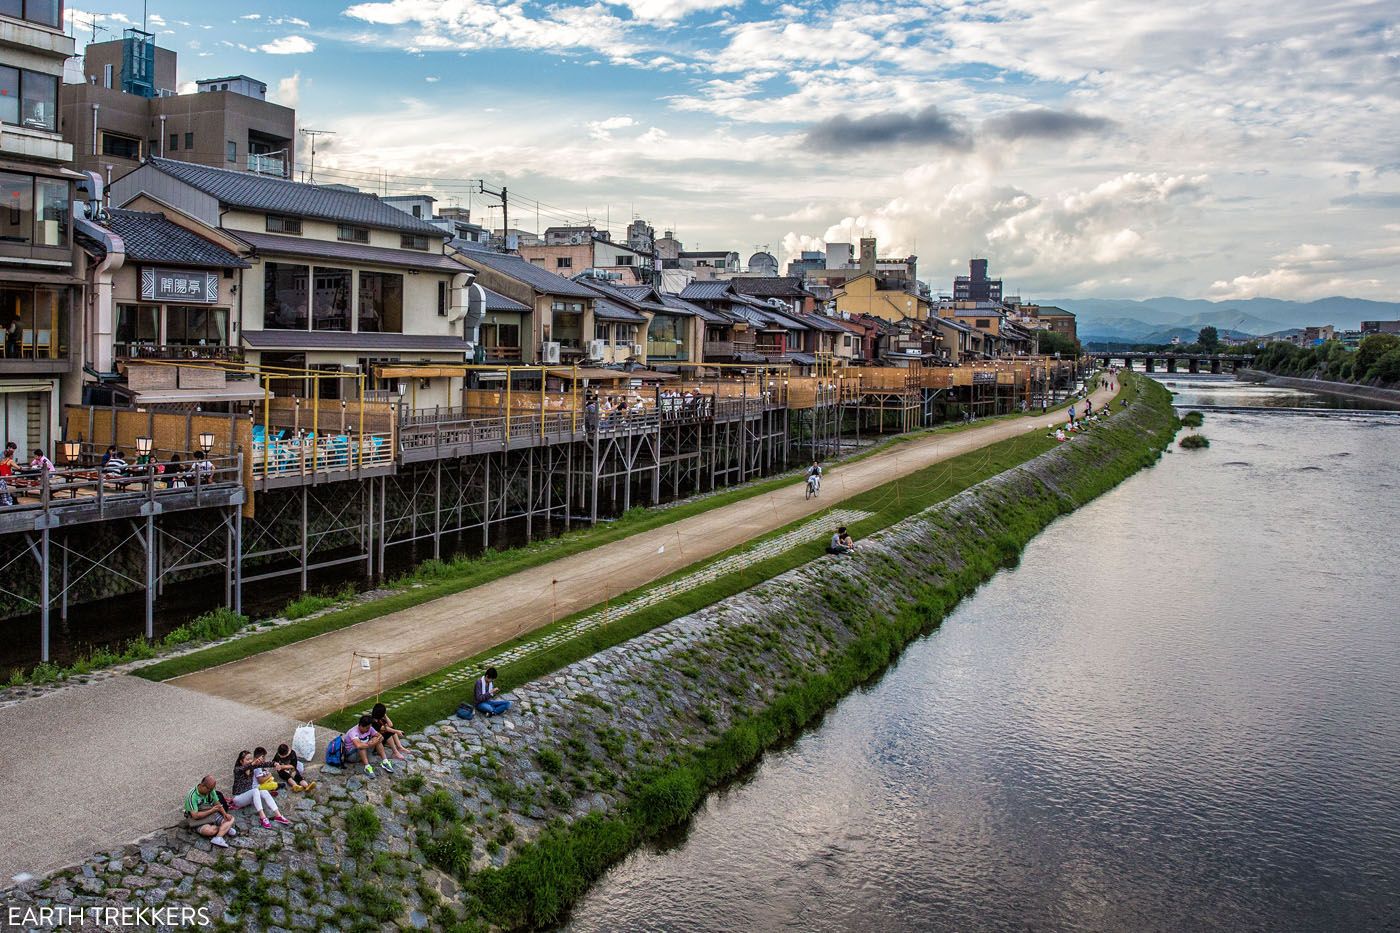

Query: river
[[564, 375, 1400, 932]]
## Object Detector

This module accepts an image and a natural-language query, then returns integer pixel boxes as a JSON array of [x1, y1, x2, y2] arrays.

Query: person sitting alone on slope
[[183, 774, 236, 848], [475, 667, 511, 717]]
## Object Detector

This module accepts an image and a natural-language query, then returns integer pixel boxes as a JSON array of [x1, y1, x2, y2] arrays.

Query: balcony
[[0, 320, 70, 372], [702, 340, 734, 358], [646, 338, 688, 361], [115, 343, 244, 363], [247, 152, 286, 177]]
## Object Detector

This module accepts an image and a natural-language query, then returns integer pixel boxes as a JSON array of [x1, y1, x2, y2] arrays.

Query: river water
[[565, 376, 1400, 932]]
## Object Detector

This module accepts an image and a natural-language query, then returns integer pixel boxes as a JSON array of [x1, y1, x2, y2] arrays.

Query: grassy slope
[[135, 389, 1091, 683]]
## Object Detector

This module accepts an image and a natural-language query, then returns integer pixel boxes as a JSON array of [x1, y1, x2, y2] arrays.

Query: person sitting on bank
[[371, 702, 409, 761], [184, 774, 236, 848], [230, 750, 292, 828], [272, 742, 315, 792], [344, 715, 393, 776], [474, 667, 511, 716], [828, 526, 856, 555]]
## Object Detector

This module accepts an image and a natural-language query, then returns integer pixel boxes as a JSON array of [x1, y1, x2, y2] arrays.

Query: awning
[[0, 380, 55, 393], [375, 365, 465, 379], [0, 269, 84, 285], [132, 385, 271, 404]]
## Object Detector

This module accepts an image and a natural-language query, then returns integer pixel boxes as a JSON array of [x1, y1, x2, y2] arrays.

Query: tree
[[1197, 325, 1220, 351], [1036, 329, 1078, 358], [1356, 333, 1400, 377]]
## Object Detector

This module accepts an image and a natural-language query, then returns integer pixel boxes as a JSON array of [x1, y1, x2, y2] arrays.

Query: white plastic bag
[[293, 723, 316, 762]]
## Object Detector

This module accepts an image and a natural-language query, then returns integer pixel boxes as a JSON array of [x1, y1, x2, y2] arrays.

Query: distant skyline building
[[954, 258, 1002, 302]]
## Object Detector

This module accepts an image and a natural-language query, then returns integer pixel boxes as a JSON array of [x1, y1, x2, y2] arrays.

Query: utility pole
[[299, 128, 335, 184], [477, 180, 508, 246]]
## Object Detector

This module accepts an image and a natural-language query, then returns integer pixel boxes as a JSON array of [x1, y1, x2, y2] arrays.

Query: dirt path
[[174, 387, 1114, 720]]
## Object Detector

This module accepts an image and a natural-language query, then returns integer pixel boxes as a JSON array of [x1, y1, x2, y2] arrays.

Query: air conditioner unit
[[542, 341, 562, 364], [633, 343, 644, 355], [588, 338, 606, 360]]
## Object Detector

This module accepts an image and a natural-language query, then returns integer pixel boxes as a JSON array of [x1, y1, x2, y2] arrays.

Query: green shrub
[[424, 824, 474, 879], [536, 749, 563, 775], [29, 661, 61, 684], [7, 668, 24, 687], [632, 769, 700, 832], [1180, 411, 1204, 427], [345, 804, 381, 857], [1179, 434, 1210, 450], [410, 788, 459, 828]]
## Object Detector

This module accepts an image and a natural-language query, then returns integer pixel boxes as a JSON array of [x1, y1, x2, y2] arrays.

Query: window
[[437, 280, 448, 317], [555, 257, 572, 269], [184, 132, 194, 149], [975, 318, 991, 329], [0, 284, 68, 360], [480, 319, 521, 358], [614, 255, 634, 266], [358, 271, 403, 333], [594, 322, 610, 341], [0, 171, 32, 245], [32, 177, 66, 246], [337, 224, 369, 244], [263, 262, 309, 329], [115, 304, 159, 350], [400, 234, 430, 251], [226, 140, 236, 162], [167, 306, 228, 346], [0, 67, 58, 132], [0, 0, 62, 30], [311, 267, 352, 331], [266, 214, 302, 235], [168, 133, 178, 152], [102, 64, 113, 89], [411, 205, 421, 218], [529, 258, 545, 266], [100, 132, 141, 160]]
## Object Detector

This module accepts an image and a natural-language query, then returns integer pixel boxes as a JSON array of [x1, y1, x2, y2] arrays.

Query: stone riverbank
[[0, 377, 1174, 932]]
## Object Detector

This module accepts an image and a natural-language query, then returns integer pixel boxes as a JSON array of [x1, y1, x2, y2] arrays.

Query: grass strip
[[134, 387, 1094, 683], [320, 412, 1090, 733]]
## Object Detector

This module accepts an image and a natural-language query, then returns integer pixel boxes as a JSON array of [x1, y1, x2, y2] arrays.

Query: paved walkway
[[174, 388, 1113, 721]]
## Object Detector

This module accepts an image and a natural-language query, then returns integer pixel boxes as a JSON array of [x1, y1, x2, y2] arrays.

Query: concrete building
[[109, 158, 476, 409], [953, 258, 1002, 302], [1360, 320, 1400, 335], [60, 30, 295, 182], [1302, 324, 1335, 346], [0, 0, 78, 452], [517, 224, 655, 286], [453, 243, 597, 365]]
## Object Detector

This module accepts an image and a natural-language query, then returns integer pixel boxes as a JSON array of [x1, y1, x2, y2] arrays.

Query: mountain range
[[1045, 296, 1400, 344]]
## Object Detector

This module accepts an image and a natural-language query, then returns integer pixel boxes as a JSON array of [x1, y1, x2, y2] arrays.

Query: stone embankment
[[1235, 368, 1400, 406], [1, 378, 1174, 932]]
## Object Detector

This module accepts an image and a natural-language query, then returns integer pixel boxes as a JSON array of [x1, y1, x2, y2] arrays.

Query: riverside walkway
[[1, 385, 1111, 883]]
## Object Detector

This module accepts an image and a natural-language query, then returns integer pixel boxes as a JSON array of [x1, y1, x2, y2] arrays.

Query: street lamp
[[198, 432, 215, 454], [135, 436, 153, 457], [61, 439, 81, 464]]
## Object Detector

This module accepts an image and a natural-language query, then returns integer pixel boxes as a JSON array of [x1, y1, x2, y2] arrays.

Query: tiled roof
[[454, 244, 598, 298], [481, 286, 530, 314], [577, 277, 669, 313], [794, 312, 848, 333], [659, 293, 727, 323], [242, 330, 469, 352], [232, 231, 466, 273], [103, 209, 249, 268], [145, 158, 446, 237], [677, 280, 733, 302], [592, 298, 648, 323], [729, 276, 810, 299]]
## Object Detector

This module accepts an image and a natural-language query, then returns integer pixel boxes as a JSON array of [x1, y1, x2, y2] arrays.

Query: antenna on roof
[[299, 128, 336, 184]]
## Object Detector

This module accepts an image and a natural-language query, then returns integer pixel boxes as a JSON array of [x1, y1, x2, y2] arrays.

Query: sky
[[64, 0, 1400, 301]]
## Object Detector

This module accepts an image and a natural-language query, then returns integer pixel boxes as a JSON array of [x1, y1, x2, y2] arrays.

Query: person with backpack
[[474, 667, 511, 716], [230, 750, 292, 828], [343, 715, 393, 776]]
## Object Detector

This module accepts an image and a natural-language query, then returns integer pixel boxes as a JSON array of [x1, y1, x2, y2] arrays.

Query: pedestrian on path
[[475, 667, 511, 716], [183, 775, 235, 848], [230, 750, 292, 827]]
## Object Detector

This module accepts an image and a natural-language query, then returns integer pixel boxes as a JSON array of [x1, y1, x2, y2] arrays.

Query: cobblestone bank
[[0, 382, 1172, 932]]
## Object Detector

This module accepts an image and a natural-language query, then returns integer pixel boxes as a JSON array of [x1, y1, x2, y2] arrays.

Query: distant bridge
[[1096, 352, 1255, 374]]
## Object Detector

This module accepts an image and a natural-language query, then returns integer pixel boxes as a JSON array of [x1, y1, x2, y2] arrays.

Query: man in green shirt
[[184, 774, 236, 848]]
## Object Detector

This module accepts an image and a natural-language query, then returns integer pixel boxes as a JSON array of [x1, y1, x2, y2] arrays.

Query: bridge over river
[[1096, 352, 1255, 374]]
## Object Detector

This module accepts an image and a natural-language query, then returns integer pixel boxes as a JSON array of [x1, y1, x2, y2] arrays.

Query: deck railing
[[0, 453, 243, 517]]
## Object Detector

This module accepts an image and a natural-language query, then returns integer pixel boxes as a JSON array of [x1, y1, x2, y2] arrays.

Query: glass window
[[0, 0, 19, 19], [21, 0, 61, 28], [401, 234, 429, 250], [168, 133, 178, 152], [33, 177, 66, 246], [555, 257, 572, 269], [553, 312, 581, 348], [437, 280, 447, 316], [266, 214, 301, 234], [0, 67, 18, 127], [115, 304, 159, 349], [337, 225, 369, 243], [184, 131, 193, 149], [480, 319, 521, 357], [311, 267, 352, 331], [594, 322, 610, 341], [263, 262, 308, 329], [0, 285, 67, 360], [0, 171, 33, 244], [357, 271, 402, 333], [226, 140, 236, 162], [167, 306, 228, 345], [101, 132, 141, 159], [21, 71, 56, 131]]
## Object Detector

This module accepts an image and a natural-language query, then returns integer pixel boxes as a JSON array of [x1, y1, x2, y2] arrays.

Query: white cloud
[[270, 16, 311, 26], [587, 115, 636, 140], [425, 75, 440, 83], [612, 0, 739, 23], [260, 35, 317, 54], [274, 72, 302, 108]]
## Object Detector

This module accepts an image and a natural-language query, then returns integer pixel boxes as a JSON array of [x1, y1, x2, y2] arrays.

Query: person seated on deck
[[371, 702, 409, 761], [0, 448, 15, 478], [102, 449, 127, 475], [183, 774, 236, 848], [475, 667, 511, 716], [828, 526, 856, 555], [100, 445, 117, 467], [273, 742, 315, 791], [344, 715, 393, 776], [28, 449, 54, 473]]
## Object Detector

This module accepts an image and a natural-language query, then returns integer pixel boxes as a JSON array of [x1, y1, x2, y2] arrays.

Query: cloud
[[587, 115, 636, 140], [805, 106, 970, 153], [260, 35, 317, 54], [985, 109, 1117, 141], [1330, 192, 1400, 209], [274, 72, 302, 108], [613, 0, 738, 22], [239, 13, 261, 20], [270, 16, 310, 26], [344, 0, 639, 61], [425, 75, 440, 82]]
